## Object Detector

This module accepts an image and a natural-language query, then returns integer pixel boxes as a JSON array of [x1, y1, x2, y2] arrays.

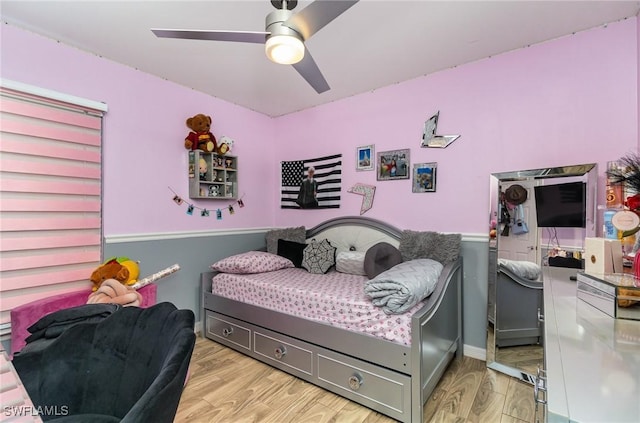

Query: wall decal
[[348, 183, 376, 215]]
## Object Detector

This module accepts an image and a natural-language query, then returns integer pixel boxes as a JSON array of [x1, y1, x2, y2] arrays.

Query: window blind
[[0, 82, 106, 333]]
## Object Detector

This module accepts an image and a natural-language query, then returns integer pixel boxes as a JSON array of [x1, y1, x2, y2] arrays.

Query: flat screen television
[[534, 181, 586, 228]]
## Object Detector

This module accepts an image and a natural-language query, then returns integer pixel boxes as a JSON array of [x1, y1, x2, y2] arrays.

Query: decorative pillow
[[211, 251, 294, 274], [277, 239, 307, 268], [265, 226, 306, 255], [364, 242, 403, 279], [398, 230, 461, 264], [302, 239, 336, 274], [498, 258, 541, 281], [336, 251, 366, 276]]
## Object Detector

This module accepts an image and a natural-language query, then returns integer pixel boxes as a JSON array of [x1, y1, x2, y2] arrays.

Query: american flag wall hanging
[[280, 154, 342, 209]]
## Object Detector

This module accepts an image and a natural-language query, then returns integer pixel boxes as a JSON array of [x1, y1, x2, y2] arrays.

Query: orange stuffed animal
[[185, 114, 217, 153]]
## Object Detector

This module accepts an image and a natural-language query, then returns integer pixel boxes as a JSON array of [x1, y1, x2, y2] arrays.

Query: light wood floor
[[175, 336, 536, 423]]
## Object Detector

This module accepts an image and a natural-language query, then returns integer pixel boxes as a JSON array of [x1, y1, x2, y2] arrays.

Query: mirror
[[487, 163, 598, 383]]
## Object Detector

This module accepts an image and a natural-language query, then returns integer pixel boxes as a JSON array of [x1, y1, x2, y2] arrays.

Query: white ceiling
[[2, 1, 639, 117]]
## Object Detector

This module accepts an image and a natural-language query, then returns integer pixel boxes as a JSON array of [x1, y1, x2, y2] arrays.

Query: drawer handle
[[537, 308, 545, 323], [348, 374, 364, 391], [222, 327, 233, 337], [274, 346, 287, 359]]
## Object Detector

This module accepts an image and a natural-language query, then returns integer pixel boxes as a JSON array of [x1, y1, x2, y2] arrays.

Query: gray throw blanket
[[364, 259, 443, 314]]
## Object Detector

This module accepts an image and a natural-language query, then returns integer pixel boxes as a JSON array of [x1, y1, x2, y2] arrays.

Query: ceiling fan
[[151, 0, 359, 94]]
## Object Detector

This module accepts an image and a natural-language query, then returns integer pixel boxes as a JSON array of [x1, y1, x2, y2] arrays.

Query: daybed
[[200, 216, 463, 422]]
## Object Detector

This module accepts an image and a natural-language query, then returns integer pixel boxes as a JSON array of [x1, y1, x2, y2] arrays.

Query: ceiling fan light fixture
[[265, 34, 304, 65]]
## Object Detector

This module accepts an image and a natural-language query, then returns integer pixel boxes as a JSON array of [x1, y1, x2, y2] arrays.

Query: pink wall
[[273, 18, 639, 234], [2, 18, 638, 237], [1, 25, 276, 236]]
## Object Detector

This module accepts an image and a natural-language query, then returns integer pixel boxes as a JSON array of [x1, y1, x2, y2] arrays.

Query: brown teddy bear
[[89, 259, 129, 292], [185, 114, 217, 153]]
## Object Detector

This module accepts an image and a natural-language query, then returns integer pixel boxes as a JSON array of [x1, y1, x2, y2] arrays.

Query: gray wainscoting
[[104, 230, 268, 323], [104, 231, 490, 353]]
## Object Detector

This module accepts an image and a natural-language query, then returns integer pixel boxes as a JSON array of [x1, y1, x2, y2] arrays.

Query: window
[[0, 80, 107, 336]]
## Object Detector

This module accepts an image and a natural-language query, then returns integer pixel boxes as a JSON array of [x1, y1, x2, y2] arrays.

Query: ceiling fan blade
[[292, 47, 330, 93], [151, 29, 268, 44], [283, 0, 359, 40]]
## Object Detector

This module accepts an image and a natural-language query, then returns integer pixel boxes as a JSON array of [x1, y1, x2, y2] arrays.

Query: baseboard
[[194, 320, 202, 335], [464, 344, 486, 361]]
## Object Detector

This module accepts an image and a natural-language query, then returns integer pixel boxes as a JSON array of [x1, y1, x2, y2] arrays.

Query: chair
[[10, 284, 157, 356], [12, 302, 195, 422]]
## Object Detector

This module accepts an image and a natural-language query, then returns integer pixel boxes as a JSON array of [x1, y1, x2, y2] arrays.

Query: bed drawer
[[254, 332, 313, 376], [206, 311, 251, 351], [317, 353, 410, 418]]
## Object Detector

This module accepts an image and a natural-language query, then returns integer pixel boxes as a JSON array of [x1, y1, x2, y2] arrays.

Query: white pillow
[[335, 251, 366, 275]]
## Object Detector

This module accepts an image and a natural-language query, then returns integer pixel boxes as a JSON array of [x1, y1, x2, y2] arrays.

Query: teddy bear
[[217, 135, 234, 155], [185, 114, 217, 153], [89, 257, 139, 291]]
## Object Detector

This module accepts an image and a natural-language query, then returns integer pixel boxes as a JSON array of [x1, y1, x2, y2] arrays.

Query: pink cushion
[[211, 251, 294, 274], [10, 284, 157, 356]]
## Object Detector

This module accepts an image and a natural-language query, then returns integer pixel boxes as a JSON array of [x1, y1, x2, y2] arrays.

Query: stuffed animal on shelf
[[185, 114, 217, 153], [89, 257, 139, 291], [199, 157, 207, 180], [217, 135, 234, 155]]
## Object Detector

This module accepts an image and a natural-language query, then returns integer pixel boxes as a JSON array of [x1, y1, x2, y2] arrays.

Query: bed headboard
[[305, 216, 402, 255]]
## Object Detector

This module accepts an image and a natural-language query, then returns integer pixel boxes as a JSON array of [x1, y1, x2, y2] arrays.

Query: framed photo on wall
[[356, 145, 374, 171], [413, 162, 437, 192], [377, 149, 410, 181]]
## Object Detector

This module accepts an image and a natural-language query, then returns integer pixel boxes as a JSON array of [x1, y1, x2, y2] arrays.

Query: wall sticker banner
[[280, 154, 342, 209]]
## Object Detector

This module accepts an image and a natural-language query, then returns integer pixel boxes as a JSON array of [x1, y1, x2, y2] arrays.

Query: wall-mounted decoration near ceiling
[[356, 145, 374, 171], [280, 154, 342, 209], [377, 149, 410, 181], [421, 111, 461, 148], [413, 163, 437, 193], [348, 183, 376, 215]]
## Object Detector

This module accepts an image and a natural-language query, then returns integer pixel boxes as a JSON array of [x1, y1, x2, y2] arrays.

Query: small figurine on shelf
[[199, 158, 207, 180], [225, 158, 233, 168], [209, 185, 219, 197]]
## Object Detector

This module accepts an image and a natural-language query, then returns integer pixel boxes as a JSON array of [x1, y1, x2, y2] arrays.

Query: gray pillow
[[398, 230, 461, 264], [265, 226, 306, 254], [364, 242, 403, 279]]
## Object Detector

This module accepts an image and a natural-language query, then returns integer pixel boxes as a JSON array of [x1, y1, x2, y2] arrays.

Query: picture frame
[[356, 145, 374, 171], [413, 162, 437, 192], [377, 149, 410, 181]]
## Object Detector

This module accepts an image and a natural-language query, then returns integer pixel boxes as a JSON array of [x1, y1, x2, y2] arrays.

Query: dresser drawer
[[317, 353, 410, 416], [206, 311, 251, 351], [254, 332, 313, 376]]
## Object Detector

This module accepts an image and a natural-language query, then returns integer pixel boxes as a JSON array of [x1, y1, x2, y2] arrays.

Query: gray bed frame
[[200, 216, 463, 422]]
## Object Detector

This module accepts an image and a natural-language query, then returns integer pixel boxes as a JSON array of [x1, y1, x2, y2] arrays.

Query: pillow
[[335, 251, 366, 276], [498, 258, 541, 280], [364, 242, 403, 279], [277, 239, 307, 268], [265, 226, 306, 254], [398, 230, 461, 264], [211, 251, 294, 274], [301, 239, 336, 274]]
